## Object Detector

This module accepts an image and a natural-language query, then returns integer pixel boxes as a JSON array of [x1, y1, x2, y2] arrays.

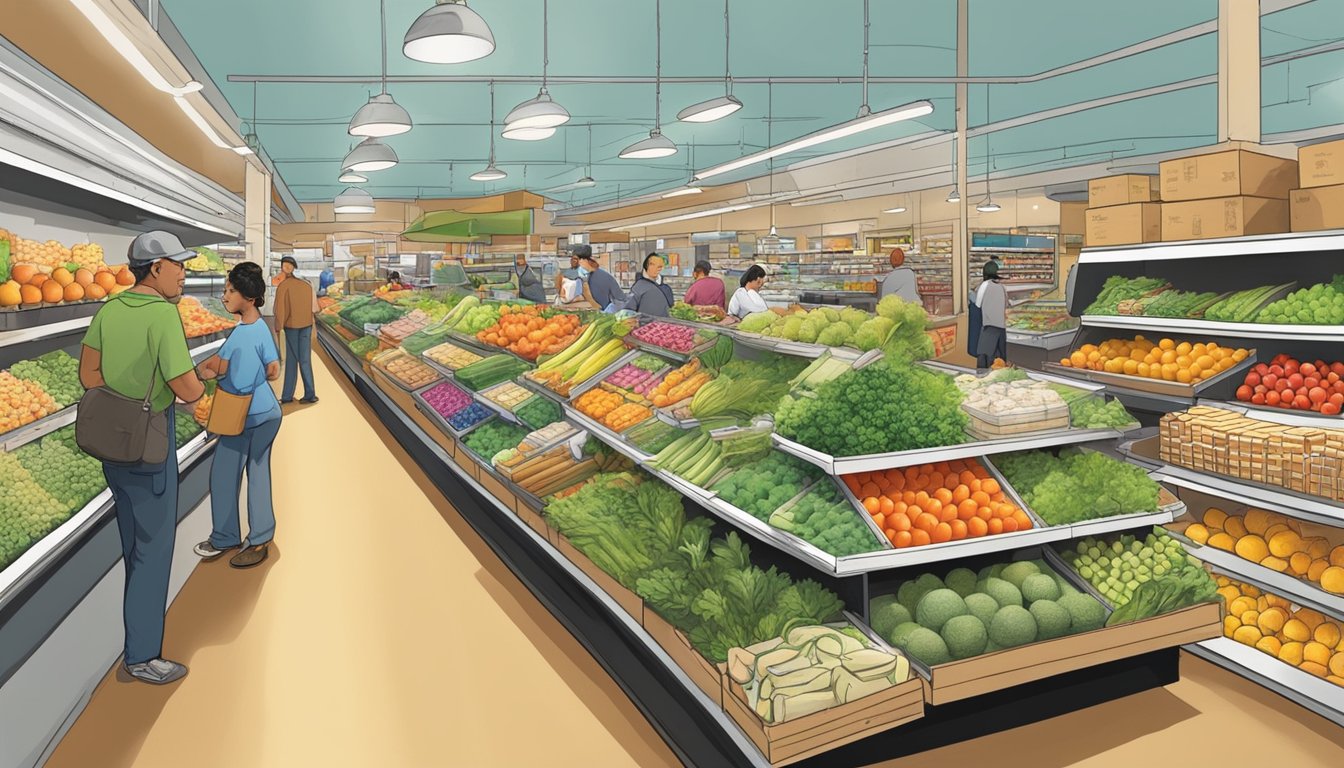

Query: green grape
[[8, 351, 83, 409], [0, 451, 75, 569]]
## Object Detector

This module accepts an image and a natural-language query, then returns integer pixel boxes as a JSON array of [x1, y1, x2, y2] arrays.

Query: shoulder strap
[[143, 327, 161, 410]]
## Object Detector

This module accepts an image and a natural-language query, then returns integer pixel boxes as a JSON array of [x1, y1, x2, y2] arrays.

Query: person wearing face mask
[[728, 264, 770, 319], [625, 253, 676, 317], [514, 253, 545, 303]]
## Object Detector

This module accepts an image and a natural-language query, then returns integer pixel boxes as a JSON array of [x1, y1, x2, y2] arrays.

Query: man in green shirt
[[79, 231, 205, 686]]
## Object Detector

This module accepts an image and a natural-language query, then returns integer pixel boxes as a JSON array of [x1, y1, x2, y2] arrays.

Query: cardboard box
[[642, 610, 724, 708], [722, 667, 924, 767], [1160, 197, 1289, 241], [1290, 184, 1344, 232], [1059, 201, 1087, 236], [477, 468, 518, 516], [1085, 203, 1162, 246], [1088, 174, 1159, 208], [515, 496, 558, 546], [556, 534, 644, 624], [1160, 150, 1298, 201], [1299, 138, 1344, 189], [452, 442, 480, 481]]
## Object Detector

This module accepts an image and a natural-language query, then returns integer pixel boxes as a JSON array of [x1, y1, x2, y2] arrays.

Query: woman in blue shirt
[[192, 262, 283, 568]]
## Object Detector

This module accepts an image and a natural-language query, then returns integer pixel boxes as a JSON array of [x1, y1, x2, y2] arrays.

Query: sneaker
[[280, 398, 295, 404], [194, 540, 239, 561], [124, 658, 188, 685], [230, 544, 270, 569], [299, 396, 319, 404]]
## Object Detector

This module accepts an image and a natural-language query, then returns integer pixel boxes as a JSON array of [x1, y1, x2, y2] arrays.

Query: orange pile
[[575, 388, 625, 422], [477, 305, 584, 361], [841, 458, 1033, 549], [177, 296, 237, 338], [0, 263, 131, 308], [0, 371, 59, 433], [650, 359, 710, 407]]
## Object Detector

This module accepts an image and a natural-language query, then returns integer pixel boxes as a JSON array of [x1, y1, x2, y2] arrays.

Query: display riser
[[0, 448, 214, 768]]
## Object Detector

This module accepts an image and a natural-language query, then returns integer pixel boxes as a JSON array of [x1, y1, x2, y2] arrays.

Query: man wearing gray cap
[[78, 231, 206, 685]]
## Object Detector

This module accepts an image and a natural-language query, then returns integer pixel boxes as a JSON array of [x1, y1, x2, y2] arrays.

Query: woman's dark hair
[[982, 260, 1000, 280], [227, 262, 266, 308], [693, 260, 712, 276], [740, 264, 767, 288], [389, 270, 402, 282], [642, 252, 662, 272]]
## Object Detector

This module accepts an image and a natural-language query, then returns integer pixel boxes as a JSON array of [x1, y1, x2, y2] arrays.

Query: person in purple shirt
[[682, 260, 726, 311]]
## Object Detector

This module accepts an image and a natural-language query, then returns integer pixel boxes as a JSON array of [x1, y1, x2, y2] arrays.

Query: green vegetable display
[[1084, 276, 1171, 315], [1257, 275, 1344, 325], [647, 429, 724, 486], [993, 448, 1160, 525], [340, 299, 407, 327], [176, 414, 203, 447], [712, 451, 824, 523], [514, 396, 562, 431], [9, 350, 82, 409], [463, 421, 529, 461], [348, 335, 380, 357], [624, 419, 686, 454], [768, 482, 881, 557], [1067, 396, 1137, 429], [454, 355, 532, 391], [1060, 528, 1217, 625], [1204, 283, 1296, 323], [15, 426, 104, 510]]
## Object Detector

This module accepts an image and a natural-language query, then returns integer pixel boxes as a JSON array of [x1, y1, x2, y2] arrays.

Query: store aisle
[[45, 349, 680, 768]]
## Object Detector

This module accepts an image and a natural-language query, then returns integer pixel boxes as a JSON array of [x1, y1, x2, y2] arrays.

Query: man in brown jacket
[[273, 255, 317, 404]]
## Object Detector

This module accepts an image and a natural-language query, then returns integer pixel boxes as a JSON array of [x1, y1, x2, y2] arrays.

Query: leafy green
[[994, 449, 1159, 525]]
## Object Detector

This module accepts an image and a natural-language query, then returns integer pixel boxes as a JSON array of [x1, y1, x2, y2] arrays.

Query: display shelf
[[1005, 328, 1078, 351], [1194, 399, 1344, 429], [0, 316, 94, 350], [1042, 351, 1257, 402], [1173, 536, 1344, 621], [1149, 464, 1344, 528], [0, 301, 104, 332], [183, 275, 226, 295], [1080, 315, 1344, 343], [410, 382, 496, 440], [1186, 637, 1344, 728], [1079, 229, 1344, 265], [560, 403, 653, 464], [0, 406, 77, 453]]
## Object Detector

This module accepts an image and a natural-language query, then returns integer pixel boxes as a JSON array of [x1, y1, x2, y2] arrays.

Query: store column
[[1218, 0, 1260, 143], [952, 0, 970, 313], [245, 162, 271, 267]]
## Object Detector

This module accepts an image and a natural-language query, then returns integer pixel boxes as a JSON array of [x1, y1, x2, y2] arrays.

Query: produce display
[[1205, 283, 1298, 323], [516, 421, 577, 454], [419, 380, 474, 420], [1084, 277, 1223, 318], [1258, 277, 1344, 326], [1066, 395, 1138, 429], [871, 559, 1108, 663], [183, 246, 225, 273], [374, 351, 440, 390], [689, 353, 807, 421], [1059, 528, 1217, 624], [993, 448, 1161, 525], [175, 414, 202, 447], [623, 418, 686, 455], [177, 296, 236, 338], [1007, 301, 1077, 333], [0, 451, 75, 569], [14, 426, 104, 513], [739, 296, 935, 362], [480, 382, 534, 412], [448, 403, 493, 432], [1181, 506, 1344, 595], [1234, 354, 1344, 415], [1059, 336, 1249, 384], [771, 482, 882, 557], [648, 359, 711, 408], [843, 459, 1034, 548], [954, 371, 1068, 422], [775, 361, 967, 458], [603, 356, 666, 392], [399, 322, 456, 357], [193, 392, 213, 426], [463, 420, 530, 461], [378, 310, 432, 344], [647, 429, 725, 486], [338, 296, 408, 327], [475, 305, 585, 361], [1160, 406, 1344, 502], [629, 321, 712, 354], [1217, 576, 1344, 686], [423, 342, 484, 371], [1, 263, 129, 308], [713, 451, 826, 522], [0, 230, 105, 271], [669, 302, 726, 323], [527, 317, 630, 396], [725, 624, 911, 723], [514, 395, 562, 431], [1084, 276, 1171, 315], [504, 445, 599, 499], [8, 350, 82, 409], [454, 355, 532, 392], [0, 371, 60, 434], [347, 335, 381, 359]]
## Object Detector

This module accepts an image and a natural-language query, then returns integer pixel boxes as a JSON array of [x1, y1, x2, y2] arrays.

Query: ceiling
[[157, 0, 1344, 211]]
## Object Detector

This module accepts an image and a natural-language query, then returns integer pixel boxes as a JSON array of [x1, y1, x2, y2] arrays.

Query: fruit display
[[602, 403, 652, 432], [476, 305, 585, 361], [463, 420, 530, 461], [0, 451, 74, 569], [1258, 276, 1344, 325], [1205, 283, 1298, 323], [1181, 506, 1344, 595], [14, 426, 104, 511], [1160, 406, 1344, 502], [647, 429, 724, 486], [1059, 336, 1250, 385], [713, 451, 826, 521], [182, 246, 225, 273], [725, 624, 911, 723], [0, 230, 105, 271], [1007, 301, 1077, 333], [177, 296, 236, 338], [740, 296, 935, 362], [8, 350, 82, 409], [454, 355, 531, 392], [770, 482, 883, 557], [576, 388, 634, 424], [1, 263, 129, 309], [452, 301, 502, 335], [419, 381, 474, 420], [378, 309, 433, 344], [526, 317, 631, 396], [514, 396, 563, 431], [423, 342, 484, 371], [0, 371, 60, 434], [648, 359, 711, 408], [1059, 528, 1217, 623], [603, 356, 667, 392], [1083, 276, 1171, 315], [481, 381, 535, 412], [374, 351, 440, 390], [1235, 354, 1344, 415], [775, 361, 967, 458], [448, 403, 493, 432], [843, 458, 1034, 548], [871, 559, 1109, 663], [630, 321, 712, 354], [993, 448, 1161, 525], [1217, 576, 1344, 686]]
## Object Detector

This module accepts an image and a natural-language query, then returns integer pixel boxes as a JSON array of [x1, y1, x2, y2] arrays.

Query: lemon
[[1224, 615, 1242, 637], [1284, 619, 1312, 643], [1279, 641, 1306, 666], [1223, 516, 1249, 539], [1203, 508, 1229, 530], [1234, 535, 1269, 563], [1233, 626, 1263, 646], [1185, 523, 1210, 545], [1229, 596, 1258, 617], [1305, 641, 1334, 667], [1256, 636, 1283, 656], [1300, 661, 1329, 678], [1258, 608, 1288, 635]]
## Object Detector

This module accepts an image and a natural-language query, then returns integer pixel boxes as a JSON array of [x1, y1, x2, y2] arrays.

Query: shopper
[[577, 248, 626, 312], [514, 253, 546, 303], [273, 255, 317, 404], [554, 249, 581, 300], [975, 260, 1008, 374], [318, 265, 336, 297], [193, 263, 282, 568], [625, 253, 675, 317], [386, 270, 407, 290], [878, 247, 921, 305], [683, 260, 726, 310], [728, 264, 770, 319], [77, 231, 205, 685]]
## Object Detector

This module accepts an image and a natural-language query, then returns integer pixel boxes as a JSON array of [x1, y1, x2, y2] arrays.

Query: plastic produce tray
[[411, 381, 496, 439], [1042, 348, 1257, 399], [476, 381, 537, 424], [370, 348, 443, 393]]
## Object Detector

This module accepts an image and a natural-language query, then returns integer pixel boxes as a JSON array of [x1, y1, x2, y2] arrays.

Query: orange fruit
[[893, 530, 912, 548], [85, 283, 107, 300], [910, 529, 931, 547], [967, 517, 989, 538], [914, 513, 939, 533], [889, 513, 911, 532], [115, 267, 134, 286], [28, 273, 49, 288], [949, 519, 968, 540], [0, 280, 21, 307], [931, 523, 953, 544], [1002, 517, 1020, 533], [51, 267, 74, 287], [94, 270, 117, 292], [10, 264, 37, 283], [41, 280, 64, 303], [63, 282, 84, 302], [958, 499, 979, 520], [987, 518, 1004, 535], [74, 268, 94, 287], [20, 284, 41, 305], [862, 497, 880, 515]]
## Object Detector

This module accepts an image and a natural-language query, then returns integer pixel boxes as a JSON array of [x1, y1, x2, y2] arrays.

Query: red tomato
[[1236, 385, 1254, 401], [1251, 393, 1266, 405], [1263, 373, 1279, 388], [1272, 353, 1291, 365], [1296, 394, 1313, 409], [1270, 365, 1285, 377], [1331, 393, 1344, 408], [1310, 387, 1329, 404], [1286, 360, 1301, 375], [1333, 362, 1344, 377], [1306, 377, 1321, 389], [1255, 384, 1268, 394], [1329, 373, 1341, 385], [1289, 373, 1305, 389], [1323, 402, 1342, 416], [1301, 363, 1318, 377], [1266, 390, 1282, 407], [1245, 372, 1262, 387]]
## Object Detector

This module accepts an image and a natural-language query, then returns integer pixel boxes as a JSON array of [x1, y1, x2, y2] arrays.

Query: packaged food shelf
[[1186, 637, 1344, 728], [370, 348, 443, 392], [475, 381, 537, 425]]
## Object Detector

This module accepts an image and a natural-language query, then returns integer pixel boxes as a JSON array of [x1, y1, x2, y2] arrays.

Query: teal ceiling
[[157, 0, 1344, 207]]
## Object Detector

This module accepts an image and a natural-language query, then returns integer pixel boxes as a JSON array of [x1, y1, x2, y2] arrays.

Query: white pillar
[[953, 0, 970, 313], [244, 162, 271, 267], [1218, 0, 1261, 143]]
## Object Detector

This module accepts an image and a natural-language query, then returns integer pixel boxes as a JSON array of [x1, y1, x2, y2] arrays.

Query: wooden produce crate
[[477, 468, 519, 517], [554, 534, 644, 625], [642, 609, 724, 708], [515, 494, 558, 546], [452, 441, 481, 481], [722, 671, 924, 767], [918, 601, 1221, 705]]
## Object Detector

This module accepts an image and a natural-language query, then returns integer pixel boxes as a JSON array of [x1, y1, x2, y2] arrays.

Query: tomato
[[1251, 393, 1266, 405], [1331, 393, 1344, 408], [1295, 394, 1313, 409], [1270, 365, 1285, 377], [1323, 402, 1342, 416], [1255, 384, 1268, 395], [1236, 385, 1253, 400], [1310, 387, 1329, 405], [1266, 390, 1282, 406], [1333, 362, 1344, 377], [1245, 372, 1262, 387], [1288, 373, 1305, 389], [1306, 376, 1321, 389], [1263, 373, 1279, 388], [1286, 360, 1301, 375]]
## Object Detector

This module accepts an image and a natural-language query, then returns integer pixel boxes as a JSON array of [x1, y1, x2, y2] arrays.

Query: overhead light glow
[[69, 0, 202, 95], [613, 203, 753, 230], [349, 93, 413, 137], [946, 186, 961, 203], [174, 96, 251, 155], [662, 186, 703, 198], [677, 94, 743, 124], [694, 99, 933, 180], [403, 0, 495, 64], [470, 164, 507, 182], [883, 206, 907, 214], [339, 168, 369, 183], [504, 90, 570, 132], [501, 125, 557, 141], [976, 198, 1002, 213], [619, 129, 678, 160], [343, 138, 398, 172], [333, 187, 376, 214]]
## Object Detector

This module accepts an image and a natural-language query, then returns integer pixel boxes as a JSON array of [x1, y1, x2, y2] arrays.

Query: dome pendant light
[[350, 0, 413, 137], [471, 82, 508, 182], [620, 0, 677, 160], [343, 137, 398, 172], [759, 85, 782, 254], [975, 87, 1000, 213], [334, 187, 376, 214], [678, 0, 743, 123], [503, 0, 569, 137], [403, 0, 495, 64], [339, 168, 368, 183]]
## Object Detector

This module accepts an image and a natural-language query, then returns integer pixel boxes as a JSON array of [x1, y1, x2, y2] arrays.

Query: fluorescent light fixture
[[174, 96, 248, 153], [403, 0, 495, 64], [339, 168, 369, 183], [613, 203, 753, 230], [619, 129, 678, 160], [662, 186, 703, 198], [883, 206, 907, 214], [504, 90, 569, 132], [678, 94, 742, 124], [976, 198, 1002, 213], [349, 93, 413, 137], [501, 125, 556, 141], [470, 164, 507, 182], [694, 99, 933, 180], [343, 138, 398, 172], [946, 186, 961, 203], [333, 187, 376, 214], [573, 176, 596, 188], [69, 0, 202, 95], [790, 194, 845, 207]]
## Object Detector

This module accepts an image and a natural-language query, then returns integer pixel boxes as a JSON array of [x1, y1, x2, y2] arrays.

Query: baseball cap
[[570, 243, 593, 260], [280, 256, 298, 267], [127, 231, 194, 267]]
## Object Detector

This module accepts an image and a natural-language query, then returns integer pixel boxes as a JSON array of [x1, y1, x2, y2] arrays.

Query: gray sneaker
[[194, 540, 239, 561], [124, 658, 188, 685]]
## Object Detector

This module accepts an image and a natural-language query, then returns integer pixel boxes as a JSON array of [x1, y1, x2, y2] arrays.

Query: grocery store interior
[[3, 1, 1344, 766]]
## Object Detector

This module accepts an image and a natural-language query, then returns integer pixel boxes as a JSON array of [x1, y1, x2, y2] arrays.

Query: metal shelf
[[1, 407, 77, 453], [1080, 315, 1344, 343], [1080, 229, 1344, 265], [1150, 464, 1344, 528], [560, 404, 653, 465], [1195, 400, 1344, 430], [1181, 541, 1344, 622], [1186, 637, 1344, 728], [0, 316, 93, 349]]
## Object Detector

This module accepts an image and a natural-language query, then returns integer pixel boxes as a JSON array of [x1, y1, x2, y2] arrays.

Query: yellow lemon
[[1185, 523, 1210, 545]]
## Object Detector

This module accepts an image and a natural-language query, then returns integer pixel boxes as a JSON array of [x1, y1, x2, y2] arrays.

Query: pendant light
[[663, 142, 702, 198], [574, 125, 596, 187], [403, 0, 495, 64], [975, 87, 1000, 212], [343, 137, 398, 172], [760, 84, 782, 253], [677, 0, 742, 123], [339, 168, 368, 183], [471, 82, 507, 181], [350, 0, 413, 137], [620, 0, 677, 160], [946, 135, 961, 203], [884, 203, 907, 214], [503, 0, 569, 137], [501, 125, 556, 141], [334, 187, 376, 214]]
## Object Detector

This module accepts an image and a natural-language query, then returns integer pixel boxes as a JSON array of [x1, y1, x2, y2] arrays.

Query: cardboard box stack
[[1158, 149, 1295, 241], [1290, 138, 1344, 232], [1160, 406, 1344, 502], [1085, 174, 1161, 247]]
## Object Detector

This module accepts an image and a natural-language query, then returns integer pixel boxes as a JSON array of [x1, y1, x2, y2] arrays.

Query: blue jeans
[[209, 416, 281, 548], [282, 326, 314, 401], [103, 409, 179, 666]]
